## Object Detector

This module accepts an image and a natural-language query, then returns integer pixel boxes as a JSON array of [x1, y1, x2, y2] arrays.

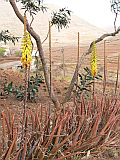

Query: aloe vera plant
[[0, 95, 119, 160]]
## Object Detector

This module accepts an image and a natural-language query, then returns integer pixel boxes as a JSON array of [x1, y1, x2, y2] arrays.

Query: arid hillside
[[0, 0, 106, 48]]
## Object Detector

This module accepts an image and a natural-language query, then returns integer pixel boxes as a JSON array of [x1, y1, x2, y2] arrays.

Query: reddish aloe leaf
[[35, 112, 41, 131], [4, 112, 11, 136], [30, 111, 35, 131], [103, 132, 119, 147], [64, 132, 85, 154], [71, 136, 101, 153], [80, 96, 86, 116], [7, 108, 11, 127], [11, 114, 15, 128], [87, 101, 92, 116], [49, 129, 76, 158], [3, 112, 12, 147], [73, 119, 84, 145], [21, 139, 27, 160], [11, 114, 15, 140], [27, 137, 41, 159], [103, 115, 119, 135], [100, 108, 118, 135], [44, 115, 60, 151], [45, 106, 49, 122], [1, 112, 6, 150], [13, 149, 22, 160], [40, 104, 43, 122], [12, 128, 17, 153], [54, 124, 62, 146], [90, 113, 101, 138], [50, 112, 70, 151], [4, 132, 17, 160], [42, 118, 52, 147]]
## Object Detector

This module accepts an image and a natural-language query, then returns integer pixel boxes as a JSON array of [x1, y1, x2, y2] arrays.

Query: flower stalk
[[91, 41, 97, 97], [20, 13, 32, 151]]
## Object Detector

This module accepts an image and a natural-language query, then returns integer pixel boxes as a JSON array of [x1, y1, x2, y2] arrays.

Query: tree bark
[[9, 0, 60, 109]]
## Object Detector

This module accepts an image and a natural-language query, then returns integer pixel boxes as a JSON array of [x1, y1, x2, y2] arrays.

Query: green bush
[[3, 75, 44, 101], [0, 47, 6, 57]]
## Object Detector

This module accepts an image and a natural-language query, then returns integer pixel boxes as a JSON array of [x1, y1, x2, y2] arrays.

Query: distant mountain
[[0, 0, 106, 47]]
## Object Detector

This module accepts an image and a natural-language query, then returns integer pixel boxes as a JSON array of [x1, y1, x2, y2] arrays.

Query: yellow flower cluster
[[21, 14, 32, 68], [91, 41, 97, 77], [21, 31, 32, 67]]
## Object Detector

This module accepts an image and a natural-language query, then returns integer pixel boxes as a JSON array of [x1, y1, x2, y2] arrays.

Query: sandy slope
[[0, 0, 106, 48]]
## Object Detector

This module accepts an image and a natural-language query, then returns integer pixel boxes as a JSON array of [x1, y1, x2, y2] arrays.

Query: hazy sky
[[44, 0, 118, 30]]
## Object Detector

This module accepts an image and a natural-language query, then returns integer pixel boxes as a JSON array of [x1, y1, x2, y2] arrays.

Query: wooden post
[[77, 32, 80, 86], [115, 54, 120, 95], [61, 47, 65, 79], [103, 40, 107, 94], [93, 77, 95, 99], [22, 14, 28, 147], [49, 21, 52, 97]]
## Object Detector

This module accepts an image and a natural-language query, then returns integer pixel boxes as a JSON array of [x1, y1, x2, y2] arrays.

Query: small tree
[[9, 0, 72, 109]]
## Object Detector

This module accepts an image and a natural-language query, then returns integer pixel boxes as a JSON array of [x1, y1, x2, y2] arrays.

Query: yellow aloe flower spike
[[21, 14, 32, 68], [91, 41, 97, 77]]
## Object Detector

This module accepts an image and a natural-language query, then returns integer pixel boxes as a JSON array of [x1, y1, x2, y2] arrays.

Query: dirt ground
[[0, 68, 69, 110]]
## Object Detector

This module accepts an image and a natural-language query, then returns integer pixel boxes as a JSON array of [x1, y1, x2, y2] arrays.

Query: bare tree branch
[[87, 27, 120, 54], [114, 13, 118, 31]]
